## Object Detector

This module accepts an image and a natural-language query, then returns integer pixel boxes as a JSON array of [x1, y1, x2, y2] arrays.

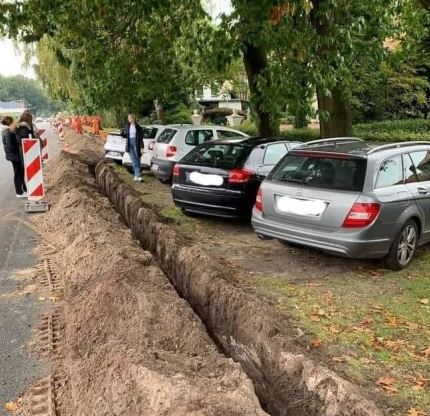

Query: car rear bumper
[[104, 150, 124, 161], [251, 210, 392, 259], [151, 158, 176, 181], [172, 184, 250, 218]]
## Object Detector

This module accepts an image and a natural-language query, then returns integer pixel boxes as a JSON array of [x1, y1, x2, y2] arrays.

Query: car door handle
[[417, 187, 429, 195]]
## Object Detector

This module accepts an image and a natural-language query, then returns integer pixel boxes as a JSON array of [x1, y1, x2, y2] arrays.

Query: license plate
[[189, 172, 223, 187], [276, 196, 327, 217], [152, 164, 159, 171]]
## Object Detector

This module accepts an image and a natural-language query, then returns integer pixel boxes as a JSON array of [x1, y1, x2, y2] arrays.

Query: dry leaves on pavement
[[5, 402, 19, 413]]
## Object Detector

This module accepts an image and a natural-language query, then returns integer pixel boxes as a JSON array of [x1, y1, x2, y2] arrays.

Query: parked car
[[122, 125, 190, 170], [104, 130, 126, 163], [252, 138, 430, 270], [172, 137, 301, 219], [151, 125, 249, 182]]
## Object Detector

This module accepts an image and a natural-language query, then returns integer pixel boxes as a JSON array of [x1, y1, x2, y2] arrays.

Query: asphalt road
[[0, 122, 56, 413]]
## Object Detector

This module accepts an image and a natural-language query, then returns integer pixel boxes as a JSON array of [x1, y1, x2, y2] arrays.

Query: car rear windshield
[[270, 153, 367, 192], [181, 143, 251, 168], [143, 127, 158, 139], [157, 128, 177, 143]]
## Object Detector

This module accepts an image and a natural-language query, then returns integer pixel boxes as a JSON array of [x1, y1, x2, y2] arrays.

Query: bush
[[166, 104, 193, 125], [234, 121, 258, 136], [280, 129, 320, 142]]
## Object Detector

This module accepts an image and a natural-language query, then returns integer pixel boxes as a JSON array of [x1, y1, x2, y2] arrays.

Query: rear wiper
[[276, 178, 304, 184]]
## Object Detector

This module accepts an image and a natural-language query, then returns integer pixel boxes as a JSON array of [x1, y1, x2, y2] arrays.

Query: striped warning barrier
[[38, 129, 50, 162], [52, 119, 58, 133], [23, 137, 45, 201], [58, 121, 65, 142]]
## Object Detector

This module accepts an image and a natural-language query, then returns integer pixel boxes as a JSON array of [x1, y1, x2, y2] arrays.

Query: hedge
[[234, 119, 430, 143]]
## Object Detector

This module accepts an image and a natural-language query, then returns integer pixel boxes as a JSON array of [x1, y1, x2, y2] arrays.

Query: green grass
[[252, 253, 430, 415]]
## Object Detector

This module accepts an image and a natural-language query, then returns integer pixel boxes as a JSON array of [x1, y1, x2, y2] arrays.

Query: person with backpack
[[1, 116, 27, 197]]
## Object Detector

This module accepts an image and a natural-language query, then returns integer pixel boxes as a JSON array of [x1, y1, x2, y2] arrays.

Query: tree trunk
[[154, 99, 167, 125], [243, 42, 279, 137], [317, 87, 353, 138], [311, 0, 353, 139], [294, 70, 309, 129]]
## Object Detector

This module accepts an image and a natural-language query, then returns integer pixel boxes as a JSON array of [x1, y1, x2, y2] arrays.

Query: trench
[[85, 156, 383, 416]]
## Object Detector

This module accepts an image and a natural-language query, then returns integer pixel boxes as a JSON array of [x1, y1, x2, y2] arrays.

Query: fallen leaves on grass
[[418, 298, 429, 305], [408, 408, 427, 416], [421, 346, 430, 358], [332, 356, 347, 363], [5, 402, 19, 412], [360, 357, 376, 365], [310, 338, 322, 348], [376, 377, 398, 393]]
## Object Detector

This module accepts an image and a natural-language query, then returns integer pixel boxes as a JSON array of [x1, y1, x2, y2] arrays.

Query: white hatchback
[[151, 125, 249, 181], [104, 131, 125, 163]]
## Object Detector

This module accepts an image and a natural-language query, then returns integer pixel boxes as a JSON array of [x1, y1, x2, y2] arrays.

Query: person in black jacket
[[1, 116, 27, 197], [122, 113, 144, 182]]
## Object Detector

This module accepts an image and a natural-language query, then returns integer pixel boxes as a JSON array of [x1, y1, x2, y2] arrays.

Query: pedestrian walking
[[1, 116, 27, 197], [122, 113, 144, 182]]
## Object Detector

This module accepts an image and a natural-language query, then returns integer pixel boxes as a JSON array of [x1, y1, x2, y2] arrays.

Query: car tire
[[384, 219, 418, 271], [114, 160, 122, 165]]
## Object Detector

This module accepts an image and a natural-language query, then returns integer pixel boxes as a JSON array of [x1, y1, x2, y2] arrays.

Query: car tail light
[[228, 168, 253, 183], [149, 141, 155, 150], [255, 187, 263, 212], [173, 164, 180, 177], [342, 203, 381, 228], [166, 145, 177, 157]]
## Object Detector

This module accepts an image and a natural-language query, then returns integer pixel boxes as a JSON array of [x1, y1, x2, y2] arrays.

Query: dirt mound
[[32, 152, 267, 416]]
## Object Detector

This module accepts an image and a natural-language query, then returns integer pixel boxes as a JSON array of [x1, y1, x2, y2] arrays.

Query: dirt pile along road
[[31, 151, 267, 416]]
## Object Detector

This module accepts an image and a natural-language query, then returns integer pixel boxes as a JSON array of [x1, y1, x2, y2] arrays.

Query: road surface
[[0, 122, 56, 414]]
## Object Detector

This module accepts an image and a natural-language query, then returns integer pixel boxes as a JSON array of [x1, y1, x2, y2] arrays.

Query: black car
[[172, 137, 301, 219]]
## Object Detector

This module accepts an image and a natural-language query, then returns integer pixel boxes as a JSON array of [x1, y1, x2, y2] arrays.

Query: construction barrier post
[[38, 128, 50, 163], [22, 136, 49, 213]]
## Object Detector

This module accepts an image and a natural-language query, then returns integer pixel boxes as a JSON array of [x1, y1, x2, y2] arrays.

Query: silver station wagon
[[252, 138, 430, 270]]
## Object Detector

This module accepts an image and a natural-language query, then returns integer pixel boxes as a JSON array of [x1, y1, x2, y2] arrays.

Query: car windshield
[[181, 143, 251, 168], [157, 129, 177, 143], [270, 153, 367, 192]]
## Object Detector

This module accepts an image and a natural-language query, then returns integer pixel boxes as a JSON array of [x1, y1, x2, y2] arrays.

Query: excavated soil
[[31, 152, 268, 416], [96, 161, 386, 416]]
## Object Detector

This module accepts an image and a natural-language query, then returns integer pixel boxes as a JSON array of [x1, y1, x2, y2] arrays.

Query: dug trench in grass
[[96, 160, 386, 416], [111, 163, 430, 416], [29, 151, 269, 416]]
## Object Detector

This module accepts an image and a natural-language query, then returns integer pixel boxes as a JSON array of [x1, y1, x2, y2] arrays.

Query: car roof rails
[[299, 137, 364, 148], [367, 141, 430, 154]]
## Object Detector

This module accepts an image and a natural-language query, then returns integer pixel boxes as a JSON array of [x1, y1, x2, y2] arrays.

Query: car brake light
[[173, 164, 180, 177], [149, 141, 154, 150], [342, 203, 381, 228], [166, 145, 177, 157], [228, 168, 253, 183], [255, 187, 263, 212]]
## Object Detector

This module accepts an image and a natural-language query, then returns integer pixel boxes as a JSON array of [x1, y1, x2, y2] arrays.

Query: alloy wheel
[[397, 225, 417, 266]]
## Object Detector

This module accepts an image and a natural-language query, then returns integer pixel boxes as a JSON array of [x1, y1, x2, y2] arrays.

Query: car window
[[376, 156, 403, 189], [142, 128, 158, 139], [408, 151, 430, 183], [181, 143, 251, 168], [185, 130, 214, 146], [288, 142, 302, 150], [404, 154, 419, 184], [263, 143, 288, 165], [217, 130, 242, 139], [270, 154, 367, 192], [157, 129, 177, 143]]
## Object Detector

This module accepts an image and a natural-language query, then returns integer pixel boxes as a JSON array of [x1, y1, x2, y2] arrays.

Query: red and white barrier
[[58, 121, 65, 142], [38, 129, 50, 162], [23, 138, 45, 201]]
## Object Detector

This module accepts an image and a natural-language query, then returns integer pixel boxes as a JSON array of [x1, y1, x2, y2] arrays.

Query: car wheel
[[384, 220, 418, 270], [114, 160, 122, 165]]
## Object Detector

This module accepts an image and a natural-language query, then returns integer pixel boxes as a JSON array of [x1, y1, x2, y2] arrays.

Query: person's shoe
[[16, 193, 27, 198], [133, 177, 139, 182], [137, 177, 143, 183]]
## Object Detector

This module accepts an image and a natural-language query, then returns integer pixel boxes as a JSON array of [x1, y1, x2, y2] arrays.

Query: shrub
[[280, 129, 320, 142], [166, 104, 193, 125]]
